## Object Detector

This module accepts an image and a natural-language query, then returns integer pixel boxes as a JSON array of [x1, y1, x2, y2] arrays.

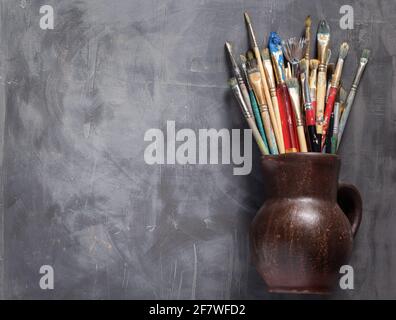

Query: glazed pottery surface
[[250, 153, 362, 294]]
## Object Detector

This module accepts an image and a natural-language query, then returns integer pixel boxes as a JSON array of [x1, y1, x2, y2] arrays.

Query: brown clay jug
[[250, 153, 362, 294]]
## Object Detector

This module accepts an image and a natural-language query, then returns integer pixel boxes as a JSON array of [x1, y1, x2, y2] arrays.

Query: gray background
[[0, 0, 394, 299]]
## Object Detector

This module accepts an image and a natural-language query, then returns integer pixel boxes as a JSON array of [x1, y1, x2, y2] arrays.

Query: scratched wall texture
[[0, 0, 395, 299]]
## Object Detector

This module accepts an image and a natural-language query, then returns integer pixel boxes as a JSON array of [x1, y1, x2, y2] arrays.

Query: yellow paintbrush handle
[[270, 94, 285, 153], [316, 67, 327, 134], [296, 126, 308, 152]]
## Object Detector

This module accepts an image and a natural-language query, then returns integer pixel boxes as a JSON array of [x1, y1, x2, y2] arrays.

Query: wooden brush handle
[[278, 84, 299, 152], [246, 117, 269, 155], [321, 86, 337, 150], [270, 94, 285, 153], [296, 126, 308, 152], [254, 47, 282, 153], [316, 68, 327, 134]]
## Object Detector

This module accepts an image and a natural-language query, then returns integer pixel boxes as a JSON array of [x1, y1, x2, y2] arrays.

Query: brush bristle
[[339, 42, 349, 59], [310, 59, 319, 70], [361, 49, 370, 61], [318, 20, 330, 34], [244, 12, 251, 24], [305, 15, 311, 28], [240, 54, 247, 64], [228, 77, 238, 87], [246, 50, 254, 61], [285, 77, 299, 89], [261, 48, 270, 60], [282, 37, 307, 63]]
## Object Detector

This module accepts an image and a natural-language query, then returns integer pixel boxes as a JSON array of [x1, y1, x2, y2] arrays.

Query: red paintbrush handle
[[312, 100, 317, 118], [276, 86, 291, 152], [305, 106, 316, 126], [278, 83, 299, 152], [321, 86, 337, 149]]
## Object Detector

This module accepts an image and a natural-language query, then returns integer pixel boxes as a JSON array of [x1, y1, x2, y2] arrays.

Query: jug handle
[[337, 183, 362, 237]]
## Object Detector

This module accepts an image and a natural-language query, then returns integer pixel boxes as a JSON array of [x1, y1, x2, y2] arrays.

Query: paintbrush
[[228, 77, 269, 155], [304, 15, 311, 71], [225, 42, 253, 116], [337, 49, 370, 150], [309, 59, 319, 115], [300, 62, 320, 151], [286, 77, 308, 152], [247, 54, 279, 154], [321, 42, 349, 150], [244, 12, 283, 154], [315, 20, 330, 145], [269, 32, 299, 153], [261, 48, 285, 153], [240, 53, 267, 144], [282, 37, 307, 77], [331, 102, 340, 154]]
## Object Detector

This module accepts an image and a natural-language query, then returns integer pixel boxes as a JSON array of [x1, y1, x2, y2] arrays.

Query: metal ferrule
[[331, 59, 345, 87], [352, 60, 368, 87], [258, 102, 269, 113], [270, 51, 285, 84], [263, 59, 276, 90], [318, 63, 327, 73], [301, 73, 312, 107], [288, 88, 303, 126], [317, 39, 329, 64], [240, 63, 252, 91]]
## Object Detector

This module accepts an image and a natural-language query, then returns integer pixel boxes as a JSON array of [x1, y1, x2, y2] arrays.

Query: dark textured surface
[[0, 0, 395, 299]]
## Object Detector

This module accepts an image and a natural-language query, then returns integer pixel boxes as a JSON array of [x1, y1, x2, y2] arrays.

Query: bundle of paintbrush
[[226, 13, 369, 155]]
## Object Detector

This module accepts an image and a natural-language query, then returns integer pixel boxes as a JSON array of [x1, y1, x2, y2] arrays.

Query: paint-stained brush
[[300, 61, 320, 151], [269, 32, 299, 153], [225, 42, 253, 116], [309, 59, 319, 115], [316, 20, 330, 145], [337, 49, 370, 150], [321, 42, 349, 150], [240, 53, 267, 144], [286, 77, 308, 152], [244, 12, 283, 154], [228, 77, 269, 155], [247, 55, 279, 154], [261, 48, 285, 153]]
